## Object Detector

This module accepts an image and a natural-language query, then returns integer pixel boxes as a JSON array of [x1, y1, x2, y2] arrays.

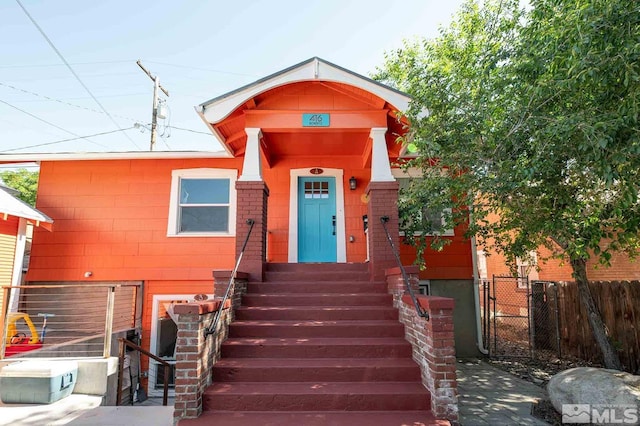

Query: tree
[[375, 0, 640, 370], [1, 169, 39, 206]]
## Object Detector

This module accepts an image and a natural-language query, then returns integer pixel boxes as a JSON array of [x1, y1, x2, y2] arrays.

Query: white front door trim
[[288, 168, 346, 263]]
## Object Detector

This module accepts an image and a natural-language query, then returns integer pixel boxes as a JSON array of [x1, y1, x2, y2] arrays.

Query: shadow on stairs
[[179, 263, 448, 426]]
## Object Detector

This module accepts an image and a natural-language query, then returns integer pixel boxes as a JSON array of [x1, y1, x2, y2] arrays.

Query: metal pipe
[[470, 236, 489, 354], [0, 287, 10, 359], [103, 286, 116, 358], [163, 364, 169, 406], [553, 283, 562, 357], [116, 338, 126, 405]]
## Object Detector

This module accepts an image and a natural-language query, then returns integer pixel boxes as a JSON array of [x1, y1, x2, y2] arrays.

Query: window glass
[[180, 206, 229, 232], [180, 179, 229, 204]]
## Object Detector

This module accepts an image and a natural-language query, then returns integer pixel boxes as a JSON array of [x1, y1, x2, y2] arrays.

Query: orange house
[[1, 58, 479, 394]]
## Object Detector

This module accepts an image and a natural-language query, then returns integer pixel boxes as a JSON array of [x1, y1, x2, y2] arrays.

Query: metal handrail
[[204, 218, 255, 337], [380, 216, 429, 320], [117, 337, 170, 406]]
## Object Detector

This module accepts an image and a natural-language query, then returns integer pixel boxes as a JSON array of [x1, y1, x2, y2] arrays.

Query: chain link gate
[[481, 275, 533, 358]]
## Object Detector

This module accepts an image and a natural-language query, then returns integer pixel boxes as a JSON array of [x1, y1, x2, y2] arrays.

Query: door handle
[[332, 215, 336, 235]]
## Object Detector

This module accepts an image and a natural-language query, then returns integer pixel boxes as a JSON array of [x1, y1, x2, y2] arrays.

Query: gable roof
[[196, 57, 411, 151], [0, 187, 53, 229]]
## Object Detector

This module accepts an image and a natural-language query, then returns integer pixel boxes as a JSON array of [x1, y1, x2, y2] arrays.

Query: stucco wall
[[428, 279, 480, 358]]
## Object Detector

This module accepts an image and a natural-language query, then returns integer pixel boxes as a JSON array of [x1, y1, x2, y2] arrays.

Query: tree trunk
[[570, 257, 623, 370]]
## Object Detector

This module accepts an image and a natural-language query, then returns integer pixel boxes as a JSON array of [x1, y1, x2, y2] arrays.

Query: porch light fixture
[[349, 176, 357, 190]]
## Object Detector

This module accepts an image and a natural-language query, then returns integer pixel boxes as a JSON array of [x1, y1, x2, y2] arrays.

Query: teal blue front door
[[298, 177, 337, 262]]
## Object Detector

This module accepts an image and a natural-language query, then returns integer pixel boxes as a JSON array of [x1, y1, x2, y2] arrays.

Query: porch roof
[[0, 187, 53, 230], [196, 57, 412, 159]]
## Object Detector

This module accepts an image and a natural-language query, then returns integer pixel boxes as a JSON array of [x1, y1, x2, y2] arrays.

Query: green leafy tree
[[375, 0, 640, 370], [1, 169, 39, 206]]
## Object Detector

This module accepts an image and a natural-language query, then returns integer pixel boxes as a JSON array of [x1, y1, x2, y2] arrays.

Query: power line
[[167, 125, 212, 136], [0, 82, 143, 123], [0, 98, 110, 149], [15, 0, 142, 150], [0, 60, 136, 69], [0, 127, 137, 153], [140, 60, 260, 78]]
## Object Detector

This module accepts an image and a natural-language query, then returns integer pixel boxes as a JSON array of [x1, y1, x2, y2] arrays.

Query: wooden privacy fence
[[533, 280, 640, 373]]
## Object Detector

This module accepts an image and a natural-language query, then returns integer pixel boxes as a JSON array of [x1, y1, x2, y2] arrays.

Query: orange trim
[[245, 110, 388, 130]]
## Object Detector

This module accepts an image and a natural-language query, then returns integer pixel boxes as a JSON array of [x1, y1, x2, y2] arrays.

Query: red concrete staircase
[[180, 263, 446, 425]]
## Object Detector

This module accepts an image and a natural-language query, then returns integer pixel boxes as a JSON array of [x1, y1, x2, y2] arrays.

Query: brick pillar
[[213, 270, 249, 322], [173, 299, 231, 422], [366, 180, 400, 281], [235, 181, 269, 282], [398, 295, 458, 423], [385, 265, 420, 308]]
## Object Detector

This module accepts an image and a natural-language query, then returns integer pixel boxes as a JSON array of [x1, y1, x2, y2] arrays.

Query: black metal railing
[[117, 338, 170, 406], [204, 218, 255, 337], [380, 216, 429, 320]]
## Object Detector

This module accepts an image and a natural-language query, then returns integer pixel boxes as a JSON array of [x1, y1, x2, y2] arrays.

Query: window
[[303, 181, 329, 199], [419, 280, 430, 295], [394, 173, 454, 237], [476, 250, 488, 280], [516, 251, 538, 289], [167, 169, 237, 236], [149, 294, 213, 396]]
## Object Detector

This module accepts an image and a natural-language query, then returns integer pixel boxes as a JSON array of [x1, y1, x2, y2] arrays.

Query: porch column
[[236, 127, 268, 281], [366, 127, 400, 281], [370, 127, 395, 182], [239, 128, 263, 181]]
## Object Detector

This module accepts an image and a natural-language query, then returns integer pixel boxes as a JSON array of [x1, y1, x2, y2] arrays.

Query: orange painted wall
[[27, 154, 473, 369], [260, 157, 472, 278], [400, 237, 473, 280], [28, 158, 243, 283], [261, 156, 369, 263]]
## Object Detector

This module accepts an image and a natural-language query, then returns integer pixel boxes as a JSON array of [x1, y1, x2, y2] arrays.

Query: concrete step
[[265, 263, 369, 273], [212, 358, 421, 382], [241, 293, 392, 307], [247, 281, 387, 294], [235, 306, 399, 321], [264, 271, 369, 282], [221, 337, 413, 358], [179, 410, 447, 426], [203, 382, 431, 411], [228, 320, 404, 338]]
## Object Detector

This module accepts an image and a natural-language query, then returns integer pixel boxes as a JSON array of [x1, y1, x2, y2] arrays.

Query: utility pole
[[136, 60, 169, 151]]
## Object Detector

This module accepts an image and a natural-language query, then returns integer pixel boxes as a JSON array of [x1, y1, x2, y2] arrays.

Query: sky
[[0, 0, 465, 159]]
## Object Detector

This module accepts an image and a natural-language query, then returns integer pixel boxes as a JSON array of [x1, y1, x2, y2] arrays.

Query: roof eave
[[0, 150, 233, 163], [199, 57, 411, 125]]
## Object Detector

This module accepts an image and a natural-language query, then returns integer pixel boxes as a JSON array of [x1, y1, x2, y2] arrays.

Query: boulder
[[548, 367, 640, 413]]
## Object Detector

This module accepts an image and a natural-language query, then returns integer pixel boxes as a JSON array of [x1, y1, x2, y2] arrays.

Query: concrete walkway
[[0, 395, 173, 426], [457, 358, 549, 425]]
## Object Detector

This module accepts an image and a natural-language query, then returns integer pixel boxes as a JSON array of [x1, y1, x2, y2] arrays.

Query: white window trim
[[392, 168, 455, 237], [167, 168, 237, 237]]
